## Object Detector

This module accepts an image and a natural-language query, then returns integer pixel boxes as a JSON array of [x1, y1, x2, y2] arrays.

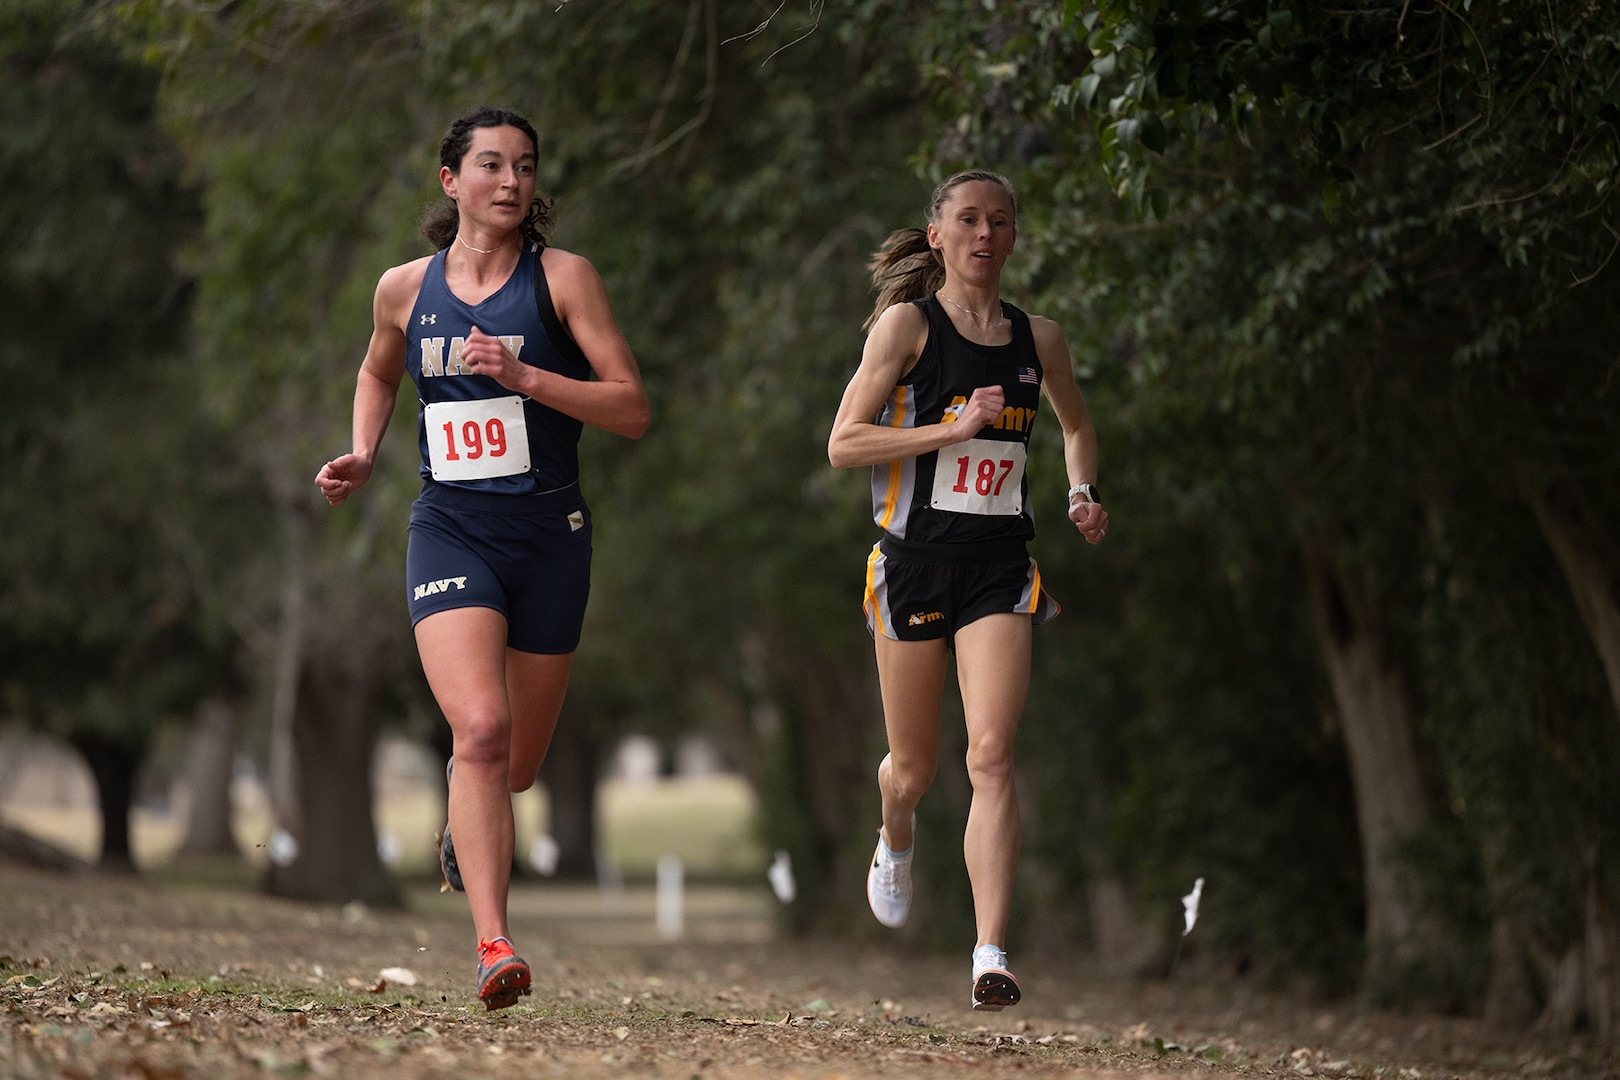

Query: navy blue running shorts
[[863, 536, 1060, 643], [405, 481, 592, 655]]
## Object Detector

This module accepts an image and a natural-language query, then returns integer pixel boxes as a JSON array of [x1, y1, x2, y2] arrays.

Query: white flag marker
[[1182, 876, 1204, 936], [767, 849, 796, 903]]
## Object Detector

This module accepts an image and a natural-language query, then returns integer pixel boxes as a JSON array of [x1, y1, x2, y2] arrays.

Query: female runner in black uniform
[[315, 107, 649, 1009], [828, 170, 1107, 1011]]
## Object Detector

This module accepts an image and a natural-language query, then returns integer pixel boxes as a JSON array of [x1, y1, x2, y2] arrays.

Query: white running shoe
[[866, 825, 914, 928], [971, 944, 1021, 1011]]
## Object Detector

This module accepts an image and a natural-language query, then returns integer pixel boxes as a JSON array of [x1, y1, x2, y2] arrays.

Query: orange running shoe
[[476, 937, 531, 1010]]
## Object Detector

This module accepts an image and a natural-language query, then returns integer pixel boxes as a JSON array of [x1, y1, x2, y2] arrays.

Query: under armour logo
[[420, 313, 437, 325]]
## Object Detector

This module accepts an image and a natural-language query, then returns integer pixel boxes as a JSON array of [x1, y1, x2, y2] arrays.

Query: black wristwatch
[[1068, 483, 1101, 504]]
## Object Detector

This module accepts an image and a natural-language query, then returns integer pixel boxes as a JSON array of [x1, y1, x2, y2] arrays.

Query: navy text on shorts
[[406, 479, 592, 654]]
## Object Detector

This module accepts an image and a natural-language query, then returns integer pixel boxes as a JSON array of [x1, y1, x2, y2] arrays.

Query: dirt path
[[0, 860, 1606, 1079]]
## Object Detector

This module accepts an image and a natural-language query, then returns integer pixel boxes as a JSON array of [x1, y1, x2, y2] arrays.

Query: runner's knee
[[507, 763, 539, 794], [965, 736, 1014, 788], [450, 709, 512, 768], [883, 754, 936, 803]]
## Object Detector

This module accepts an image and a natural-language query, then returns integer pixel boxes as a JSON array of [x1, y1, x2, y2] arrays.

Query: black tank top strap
[[1004, 303, 1035, 363], [907, 295, 947, 383]]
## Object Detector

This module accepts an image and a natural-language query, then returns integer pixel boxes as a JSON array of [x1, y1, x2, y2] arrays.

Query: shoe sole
[[439, 757, 464, 893], [437, 826, 464, 893], [479, 960, 532, 1011], [972, 970, 1021, 1011]]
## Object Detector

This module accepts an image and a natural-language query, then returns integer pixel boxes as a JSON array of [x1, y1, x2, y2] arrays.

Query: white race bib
[[931, 438, 1026, 515], [423, 397, 531, 481]]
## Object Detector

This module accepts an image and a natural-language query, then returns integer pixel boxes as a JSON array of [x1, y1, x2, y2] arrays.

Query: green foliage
[[0, 2, 230, 742], [105, 0, 453, 742], [15, 0, 1614, 1007], [906, 0, 1620, 1006], [1414, 477, 1616, 950], [1057, 1, 1620, 290]]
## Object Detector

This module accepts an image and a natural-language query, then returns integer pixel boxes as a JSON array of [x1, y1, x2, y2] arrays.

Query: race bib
[[423, 396, 531, 481], [931, 438, 1026, 515]]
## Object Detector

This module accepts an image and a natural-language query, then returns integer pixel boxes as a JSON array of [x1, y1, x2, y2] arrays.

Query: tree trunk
[[1523, 850, 1619, 1039], [751, 628, 880, 934], [1301, 539, 1456, 998], [266, 509, 310, 840], [539, 700, 601, 881], [67, 731, 141, 874], [1521, 471, 1620, 1036], [1536, 944, 1585, 1034], [1584, 848, 1620, 1040], [1089, 876, 1169, 977], [178, 697, 242, 858], [1479, 827, 1538, 1026], [1523, 479, 1620, 728], [262, 645, 401, 908]]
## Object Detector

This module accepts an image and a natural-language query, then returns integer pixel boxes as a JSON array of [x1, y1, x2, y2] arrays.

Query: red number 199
[[439, 418, 508, 461]]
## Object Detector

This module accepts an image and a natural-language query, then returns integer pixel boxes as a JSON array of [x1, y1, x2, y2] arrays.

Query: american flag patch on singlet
[[1018, 367, 1039, 384]]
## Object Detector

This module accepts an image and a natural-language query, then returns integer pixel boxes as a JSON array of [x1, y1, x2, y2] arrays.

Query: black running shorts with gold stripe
[[862, 535, 1059, 643]]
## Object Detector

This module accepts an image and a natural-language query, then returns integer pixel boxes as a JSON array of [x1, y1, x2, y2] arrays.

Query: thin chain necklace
[[456, 233, 516, 255], [937, 291, 1004, 327]]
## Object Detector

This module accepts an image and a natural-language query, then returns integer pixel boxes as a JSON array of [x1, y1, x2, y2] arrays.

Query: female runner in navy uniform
[[828, 170, 1107, 1010], [315, 107, 649, 1009]]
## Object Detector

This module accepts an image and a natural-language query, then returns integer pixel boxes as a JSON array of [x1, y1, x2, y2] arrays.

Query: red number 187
[[951, 455, 1014, 496]]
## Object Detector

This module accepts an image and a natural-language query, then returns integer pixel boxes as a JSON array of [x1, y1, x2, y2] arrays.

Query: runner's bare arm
[[315, 261, 422, 505], [461, 248, 649, 439], [828, 303, 1003, 469], [1033, 315, 1106, 543]]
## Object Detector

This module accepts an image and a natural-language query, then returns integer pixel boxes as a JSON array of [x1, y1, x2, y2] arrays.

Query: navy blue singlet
[[405, 244, 590, 496]]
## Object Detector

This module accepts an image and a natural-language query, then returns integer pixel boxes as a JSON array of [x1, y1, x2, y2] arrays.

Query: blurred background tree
[[0, 1, 240, 872], [920, 0, 1620, 1028], [4, 0, 1618, 1037]]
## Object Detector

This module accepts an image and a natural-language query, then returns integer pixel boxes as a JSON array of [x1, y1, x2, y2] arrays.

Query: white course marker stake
[[656, 854, 685, 941]]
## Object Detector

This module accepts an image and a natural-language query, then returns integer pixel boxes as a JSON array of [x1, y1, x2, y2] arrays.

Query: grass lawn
[[1, 770, 764, 883]]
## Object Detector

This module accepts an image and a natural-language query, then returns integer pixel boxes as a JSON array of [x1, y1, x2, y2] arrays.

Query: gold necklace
[[937, 291, 1004, 327], [456, 233, 516, 255]]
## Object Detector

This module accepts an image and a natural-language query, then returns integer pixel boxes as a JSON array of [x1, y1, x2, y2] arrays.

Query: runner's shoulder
[[869, 299, 929, 349], [539, 246, 603, 292], [376, 256, 435, 323]]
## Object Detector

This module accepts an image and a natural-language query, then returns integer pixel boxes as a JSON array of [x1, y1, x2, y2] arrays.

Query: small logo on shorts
[[413, 576, 467, 601], [907, 611, 945, 626], [567, 510, 584, 532]]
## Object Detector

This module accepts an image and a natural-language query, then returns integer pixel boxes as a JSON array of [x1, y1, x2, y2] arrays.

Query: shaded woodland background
[[3, 0, 1619, 1042]]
